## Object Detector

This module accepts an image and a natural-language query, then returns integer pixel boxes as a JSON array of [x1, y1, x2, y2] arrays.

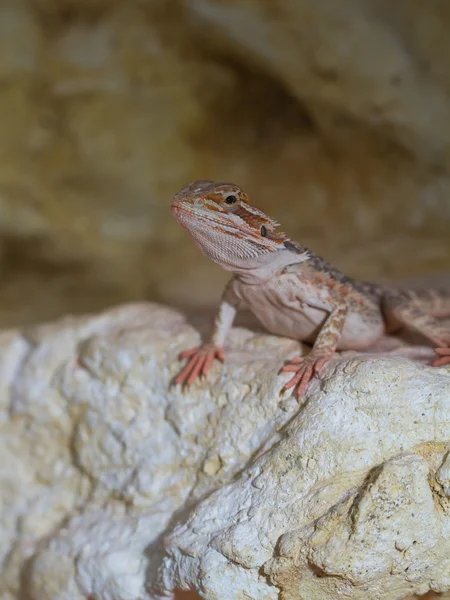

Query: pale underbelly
[[236, 284, 385, 350]]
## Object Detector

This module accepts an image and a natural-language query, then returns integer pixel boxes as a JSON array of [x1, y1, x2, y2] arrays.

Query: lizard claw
[[432, 347, 450, 368], [174, 344, 224, 386], [280, 353, 332, 400]]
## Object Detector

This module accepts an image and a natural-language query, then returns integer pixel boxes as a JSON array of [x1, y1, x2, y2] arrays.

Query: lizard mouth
[[171, 201, 206, 232], [170, 200, 187, 220], [171, 201, 212, 223]]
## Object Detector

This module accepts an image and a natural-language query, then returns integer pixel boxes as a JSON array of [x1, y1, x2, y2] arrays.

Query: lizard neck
[[229, 248, 309, 284]]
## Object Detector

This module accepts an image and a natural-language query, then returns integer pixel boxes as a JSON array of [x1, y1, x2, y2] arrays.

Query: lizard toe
[[280, 353, 333, 400], [174, 344, 224, 386], [432, 347, 450, 368]]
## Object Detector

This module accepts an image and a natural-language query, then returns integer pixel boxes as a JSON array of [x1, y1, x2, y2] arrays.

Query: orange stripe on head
[[172, 179, 290, 253]]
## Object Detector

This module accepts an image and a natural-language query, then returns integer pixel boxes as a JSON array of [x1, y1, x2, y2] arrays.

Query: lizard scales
[[171, 180, 450, 398]]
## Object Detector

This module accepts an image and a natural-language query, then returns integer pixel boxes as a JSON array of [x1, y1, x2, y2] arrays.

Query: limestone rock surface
[[0, 1, 449, 325], [0, 302, 450, 599]]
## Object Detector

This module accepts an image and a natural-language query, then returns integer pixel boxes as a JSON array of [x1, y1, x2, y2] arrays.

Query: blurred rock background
[[0, 0, 449, 327]]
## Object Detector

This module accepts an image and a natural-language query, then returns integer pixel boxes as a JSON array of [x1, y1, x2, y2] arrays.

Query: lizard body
[[171, 180, 450, 398]]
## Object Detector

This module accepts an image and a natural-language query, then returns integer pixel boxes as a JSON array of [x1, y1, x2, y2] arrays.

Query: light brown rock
[[0, 302, 450, 599]]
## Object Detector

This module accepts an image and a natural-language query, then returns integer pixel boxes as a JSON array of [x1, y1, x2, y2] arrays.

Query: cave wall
[[0, 0, 449, 325]]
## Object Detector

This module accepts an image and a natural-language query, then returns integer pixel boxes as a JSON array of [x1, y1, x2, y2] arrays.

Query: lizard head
[[171, 180, 289, 270]]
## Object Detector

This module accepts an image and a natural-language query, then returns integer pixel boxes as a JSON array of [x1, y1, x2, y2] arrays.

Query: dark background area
[[0, 0, 449, 331]]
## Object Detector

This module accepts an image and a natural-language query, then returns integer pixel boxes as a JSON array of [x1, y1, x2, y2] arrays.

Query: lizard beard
[[193, 228, 273, 269], [172, 204, 307, 280], [185, 221, 309, 283]]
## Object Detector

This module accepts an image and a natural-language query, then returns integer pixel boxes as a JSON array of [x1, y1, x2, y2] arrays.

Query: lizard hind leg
[[382, 289, 450, 368]]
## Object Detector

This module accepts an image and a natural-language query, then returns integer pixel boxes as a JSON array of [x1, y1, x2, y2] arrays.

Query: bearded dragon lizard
[[171, 180, 450, 399]]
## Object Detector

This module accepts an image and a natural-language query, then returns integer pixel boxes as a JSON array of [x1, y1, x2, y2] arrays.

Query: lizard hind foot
[[174, 344, 225, 386], [279, 353, 333, 400], [432, 347, 450, 368]]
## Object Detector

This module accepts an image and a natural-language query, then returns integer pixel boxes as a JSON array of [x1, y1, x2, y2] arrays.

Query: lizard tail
[[397, 287, 450, 317], [382, 286, 450, 348]]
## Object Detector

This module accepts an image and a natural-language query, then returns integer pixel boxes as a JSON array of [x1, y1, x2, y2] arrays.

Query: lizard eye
[[224, 194, 238, 205], [260, 225, 267, 237]]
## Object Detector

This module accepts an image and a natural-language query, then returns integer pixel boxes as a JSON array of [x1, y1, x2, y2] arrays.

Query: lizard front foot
[[432, 347, 450, 368], [279, 352, 333, 400], [174, 344, 224, 386]]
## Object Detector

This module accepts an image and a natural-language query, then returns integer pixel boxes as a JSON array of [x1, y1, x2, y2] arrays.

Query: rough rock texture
[[0, 1, 449, 326], [1, 302, 450, 599]]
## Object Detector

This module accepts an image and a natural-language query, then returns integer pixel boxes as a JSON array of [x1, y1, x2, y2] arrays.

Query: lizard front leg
[[280, 303, 348, 400], [174, 279, 240, 386]]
